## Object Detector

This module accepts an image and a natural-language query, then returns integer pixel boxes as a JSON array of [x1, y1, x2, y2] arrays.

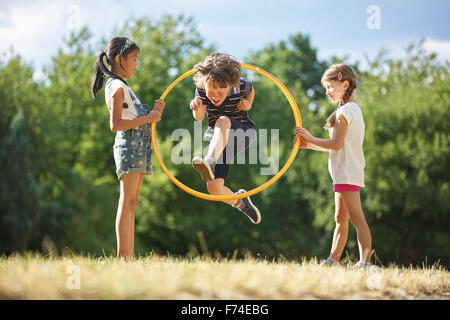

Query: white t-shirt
[[328, 102, 366, 187], [104, 78, 141, 120]]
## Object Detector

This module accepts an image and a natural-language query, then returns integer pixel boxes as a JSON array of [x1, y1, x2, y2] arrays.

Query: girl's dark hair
[[91, 37, 139, 98], [321, 64, 358, 132]]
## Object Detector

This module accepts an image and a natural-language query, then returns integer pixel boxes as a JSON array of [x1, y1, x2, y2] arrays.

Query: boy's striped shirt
[[195, 78, 255, 128]]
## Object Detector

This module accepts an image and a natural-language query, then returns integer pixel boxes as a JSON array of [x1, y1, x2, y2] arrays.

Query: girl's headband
[[337, 71, 343, 81], [120, 40, 132, 55]]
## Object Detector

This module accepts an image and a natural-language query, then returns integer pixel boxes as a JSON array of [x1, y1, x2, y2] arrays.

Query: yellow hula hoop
[[152, 63, 302, 201]]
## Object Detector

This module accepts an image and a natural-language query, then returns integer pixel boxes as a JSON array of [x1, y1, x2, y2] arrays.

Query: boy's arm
[[190, 97, 206, 121], [237, 87, 255, 111]]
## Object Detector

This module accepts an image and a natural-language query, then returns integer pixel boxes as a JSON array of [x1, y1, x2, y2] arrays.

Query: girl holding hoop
[[91, 37, 165, 260], [295, 64, 376, 268]]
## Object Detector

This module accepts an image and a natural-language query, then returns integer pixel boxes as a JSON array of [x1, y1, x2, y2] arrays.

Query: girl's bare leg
[[329, 192, 350, 262], [129, 174, 144, 260], [116, 172, 143, 260], [341, 191, 372, 263]]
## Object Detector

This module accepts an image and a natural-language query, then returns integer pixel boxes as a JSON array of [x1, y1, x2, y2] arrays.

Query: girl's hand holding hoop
[[295, 126, 314, 143], [148, 100, 165, 123], [148, 110, 161, 122], [153, 100, 166, 114], [293, 135, 308, 149]]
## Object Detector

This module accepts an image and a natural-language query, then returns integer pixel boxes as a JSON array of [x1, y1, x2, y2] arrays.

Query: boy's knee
[[216, 116, 231, 128]]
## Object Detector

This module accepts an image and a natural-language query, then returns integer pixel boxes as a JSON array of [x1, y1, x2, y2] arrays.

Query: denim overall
[[113, 88, 152, 180]]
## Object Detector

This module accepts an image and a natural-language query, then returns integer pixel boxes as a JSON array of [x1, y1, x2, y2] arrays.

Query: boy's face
[[322, 80, 348, 104], [204, 80, 231, 106]]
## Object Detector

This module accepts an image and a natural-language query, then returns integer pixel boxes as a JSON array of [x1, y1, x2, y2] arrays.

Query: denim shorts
[[205, 118, 256, 180], [113, 104, 152, 180]]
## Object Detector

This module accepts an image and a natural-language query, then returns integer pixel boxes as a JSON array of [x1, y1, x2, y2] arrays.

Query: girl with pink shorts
[[295, 64, 376, 269]]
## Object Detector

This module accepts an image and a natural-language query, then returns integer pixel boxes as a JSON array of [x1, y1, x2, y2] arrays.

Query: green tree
[[359, 43, 450, 265], [0, 55, 38, 140], [0, 57, 70, 254], [0, 111, 41, 252]]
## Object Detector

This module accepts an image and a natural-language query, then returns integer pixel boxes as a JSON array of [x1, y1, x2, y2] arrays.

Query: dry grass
[[0, 253, 448, 300]]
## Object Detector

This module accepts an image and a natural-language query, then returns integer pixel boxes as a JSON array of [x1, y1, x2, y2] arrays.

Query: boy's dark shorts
[[206, 117, 256, 181]]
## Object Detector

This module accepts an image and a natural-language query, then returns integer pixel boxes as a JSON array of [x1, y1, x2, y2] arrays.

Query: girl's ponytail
[[91, 37, 139, 98], [323, 110, 337, 132], [340, 81, 356, 106], [91, 52, 108, 98]]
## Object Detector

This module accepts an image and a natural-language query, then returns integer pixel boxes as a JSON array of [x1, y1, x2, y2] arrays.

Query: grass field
[[0, 253, 448, 300]]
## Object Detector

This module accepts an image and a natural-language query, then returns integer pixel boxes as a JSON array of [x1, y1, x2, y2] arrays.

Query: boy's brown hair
[[193, 53, 241, 88]]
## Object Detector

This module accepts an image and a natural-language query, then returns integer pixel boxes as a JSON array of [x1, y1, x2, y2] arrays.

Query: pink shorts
[[333, 184, 360, 192]]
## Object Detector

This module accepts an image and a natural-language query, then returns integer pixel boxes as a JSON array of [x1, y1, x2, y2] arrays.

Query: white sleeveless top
[[104, 78, 141, 120]]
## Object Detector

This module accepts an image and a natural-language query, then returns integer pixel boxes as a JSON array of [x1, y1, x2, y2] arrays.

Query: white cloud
[[0, 1, 67, 64], [0, 0, 130, 74], [423, 39, 450, 61]]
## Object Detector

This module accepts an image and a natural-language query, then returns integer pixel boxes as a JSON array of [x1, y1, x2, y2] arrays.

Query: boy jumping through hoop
[[189, 53, 261, 224]]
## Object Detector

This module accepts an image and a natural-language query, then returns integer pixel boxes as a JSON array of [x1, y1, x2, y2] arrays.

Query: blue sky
[[1, 0, 449, 77]]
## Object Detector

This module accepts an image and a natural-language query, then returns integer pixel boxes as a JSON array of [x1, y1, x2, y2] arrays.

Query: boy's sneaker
[[192, 155, 215, 181], [319, 258, 339, 267], [233, 189, 261, 224], [355, 261, 381, 271]]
